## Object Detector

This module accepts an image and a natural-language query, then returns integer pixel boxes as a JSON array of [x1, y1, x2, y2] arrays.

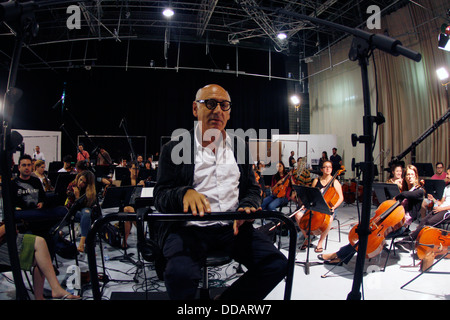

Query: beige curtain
[[308, 0, 450, 180]]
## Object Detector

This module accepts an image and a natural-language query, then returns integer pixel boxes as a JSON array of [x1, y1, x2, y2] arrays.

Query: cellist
[[295, 160, 344, 252], [319, 164, 424, 265], [404, 166, 450, 243]]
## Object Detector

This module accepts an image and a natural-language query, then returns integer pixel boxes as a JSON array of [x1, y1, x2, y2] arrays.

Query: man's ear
[[192, 101, 198, 117]]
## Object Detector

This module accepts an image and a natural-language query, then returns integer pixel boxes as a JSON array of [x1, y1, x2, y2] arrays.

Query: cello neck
[[379, 200, 401, 221]]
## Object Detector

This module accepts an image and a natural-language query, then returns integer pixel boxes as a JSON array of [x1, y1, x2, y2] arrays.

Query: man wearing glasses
[[431, 162, 447, 180], [154, 84, 287, 300]]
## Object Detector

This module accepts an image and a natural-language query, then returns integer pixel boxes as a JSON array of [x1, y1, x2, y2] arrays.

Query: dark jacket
[[154, 128, 262, 214], [395, 187, 425, 222]]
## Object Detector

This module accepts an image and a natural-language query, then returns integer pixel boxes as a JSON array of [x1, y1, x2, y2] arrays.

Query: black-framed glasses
[[196, 99, 232, 111]]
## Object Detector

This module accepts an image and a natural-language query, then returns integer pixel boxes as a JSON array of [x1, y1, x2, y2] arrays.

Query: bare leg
[[78, 236, 86, 253], [32, 236, 80, 300], [316, 216, 334, 251]]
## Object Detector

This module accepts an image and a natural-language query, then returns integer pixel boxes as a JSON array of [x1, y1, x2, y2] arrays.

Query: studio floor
[[1, 202, 449, 301]]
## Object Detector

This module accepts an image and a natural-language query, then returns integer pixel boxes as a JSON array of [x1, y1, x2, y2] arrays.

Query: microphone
[[51, 98, 62, 109], [52, 82, 66, 109]]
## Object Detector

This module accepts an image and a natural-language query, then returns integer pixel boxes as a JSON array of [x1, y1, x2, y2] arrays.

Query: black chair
[[382, 227, 415, 271], [324, 217, 341, 250], [200, 251, 233, 300], [85, 211, 297, 301]]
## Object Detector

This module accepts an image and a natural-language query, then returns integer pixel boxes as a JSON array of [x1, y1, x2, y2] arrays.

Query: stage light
[[163, 8, 174, 17], [277, 32, 287, 40], [436, 67, 449, 81], [290, 95, 300, 106], [438, 33, 450, 51]]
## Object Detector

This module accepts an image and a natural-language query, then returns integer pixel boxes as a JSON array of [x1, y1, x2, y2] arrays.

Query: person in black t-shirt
[[330, 148, 342, 175], [13, 154, 67, 225]]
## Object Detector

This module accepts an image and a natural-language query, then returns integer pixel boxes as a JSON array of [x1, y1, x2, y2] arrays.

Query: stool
[[200, 251, 232, 299]]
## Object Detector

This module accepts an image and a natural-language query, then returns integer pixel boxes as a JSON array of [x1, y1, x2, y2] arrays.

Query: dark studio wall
[[1, 40, 291, 161]]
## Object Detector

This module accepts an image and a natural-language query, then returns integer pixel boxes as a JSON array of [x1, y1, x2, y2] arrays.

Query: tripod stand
[[293, 185, 333, 275], [101, 186, 145, 282]]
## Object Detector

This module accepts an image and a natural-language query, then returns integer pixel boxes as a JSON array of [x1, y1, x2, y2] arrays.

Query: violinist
[[406, 166, 450, 242], [386, 163, 403, 192], [319, 164, 424, 265], [295, 160, 343, 252], [32, 160, 54, 192], [261, 161, 291, 211], [291, 157, 312, 187]]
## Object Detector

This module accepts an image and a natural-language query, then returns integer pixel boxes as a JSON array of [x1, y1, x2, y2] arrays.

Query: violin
[[415, 226, 450, 263], [298, 166, 345, 235], [348, 199, 405, 258], [272, 171, 292, 199]]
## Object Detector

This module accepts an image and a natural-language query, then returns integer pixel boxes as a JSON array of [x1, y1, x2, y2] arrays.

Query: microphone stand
[[279, 10, 421, 300], [119, 118, 137, 164], [0, 0, 38, 300]]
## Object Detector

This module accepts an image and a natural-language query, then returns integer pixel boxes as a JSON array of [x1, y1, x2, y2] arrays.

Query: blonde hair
[[34, 160, 45, 170], [74, 170, 97, 207]]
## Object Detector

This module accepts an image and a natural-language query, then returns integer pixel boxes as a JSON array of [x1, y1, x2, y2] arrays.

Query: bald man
[[154, 84, 287, 300]]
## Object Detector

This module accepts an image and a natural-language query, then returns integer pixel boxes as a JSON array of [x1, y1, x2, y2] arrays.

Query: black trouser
[[410, 211, 450, 240], [163, 222, 288, 300]]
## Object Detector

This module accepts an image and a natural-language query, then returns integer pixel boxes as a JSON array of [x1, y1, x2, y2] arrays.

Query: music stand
[[293, 185, 333, 275], [415, 163, 434, 177], [372, 183, 400, 203], [101, 186, 142, 264], [114, 167, 130, 182], [423, 179, 446, 200], [102, 185, 142, 210]]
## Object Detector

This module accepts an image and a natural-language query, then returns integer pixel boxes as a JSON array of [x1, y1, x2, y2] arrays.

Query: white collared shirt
[[188, 123, 240, 226]]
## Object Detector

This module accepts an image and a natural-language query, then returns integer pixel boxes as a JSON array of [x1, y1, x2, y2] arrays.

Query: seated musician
[[153, 84, 287, 300], [405, 166, 450, 242], [318, 164, 424, 265], [386, 163, 404, 191], [290, 157, 312, 202], [0, 223, 80, 300], [121, 161, 145, 248], [12, 155, 68, 245], [261, 161, 291, 211], [295, 160, 344, 253], [65, 170, 98, 253]]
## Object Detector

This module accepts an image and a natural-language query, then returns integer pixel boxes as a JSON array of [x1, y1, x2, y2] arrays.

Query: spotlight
[[436, 67, 449, 81], [290, 95, 300, 106], [277, 32, 287, 40], [438, 33, 450, 51], [163, 8, 174, 17]]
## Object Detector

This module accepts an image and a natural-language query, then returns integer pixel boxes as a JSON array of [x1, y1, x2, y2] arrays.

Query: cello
[[415, 226, 450, 270], [348, 199, 405, 258], [298, 166, 345, 235]]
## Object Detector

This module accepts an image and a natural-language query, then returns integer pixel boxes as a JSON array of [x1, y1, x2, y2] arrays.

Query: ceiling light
[[163, 8, 174, 17], [277, 33, 287, 40]]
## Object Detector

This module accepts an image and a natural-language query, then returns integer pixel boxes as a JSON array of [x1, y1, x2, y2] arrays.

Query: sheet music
[[140, 187, 154, 198]]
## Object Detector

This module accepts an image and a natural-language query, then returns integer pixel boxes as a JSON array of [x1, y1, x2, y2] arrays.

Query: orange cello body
[[348, 199, 405, 258], [299, 167, 345, 235], [415, 226, 450, 261]]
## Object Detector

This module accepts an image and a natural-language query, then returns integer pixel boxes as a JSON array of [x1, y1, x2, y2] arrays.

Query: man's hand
[[183, 189, 211, 216], [233, 206, 261, 235]]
